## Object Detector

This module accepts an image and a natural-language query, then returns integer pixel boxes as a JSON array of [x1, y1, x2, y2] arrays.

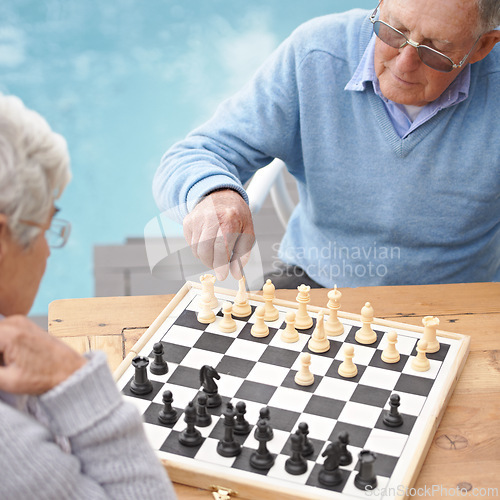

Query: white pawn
[[338, 344, 357, 378], [281, 311, 299, 343], [295, 284, 313, 330], [218, 302, 237, 333], [294, 352, 314, 386], [381, 331, 400, 363], [307, 311, 330, 353], [197, 291, 216, 324], [232, 277, 252, 318], [355, 302, 377, 344], [262, 279, 279, 322], [422, 316, 440, 353], [412, 339, 430, 372], [200, 274, 218, 309], [324, 285, 344, 337], [251, 306, 269, 338]]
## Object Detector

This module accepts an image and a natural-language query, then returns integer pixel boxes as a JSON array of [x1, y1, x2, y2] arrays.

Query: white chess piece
[[412, 339, 430, 372], [422, 316, 440, 353], [200, 274, 218, 309], [338, 344, 357, 378], [355, 302, 377, 344], [281, 311, 299, 343], [262, 279, 279, 322], [381, 331, 400, 363], [295, 284, 313, 330], [307, 311, 330, 353], [251, 306, 269, 338], [197, 291, 216, 324], [218, 302, 237, 333], [294, 352, 314, 386], [232, 277, 252, 318], [324, 285, 344, 337]]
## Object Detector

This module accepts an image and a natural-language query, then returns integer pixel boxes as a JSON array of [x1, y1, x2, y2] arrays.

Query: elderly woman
[[0, 95, 176, 499]]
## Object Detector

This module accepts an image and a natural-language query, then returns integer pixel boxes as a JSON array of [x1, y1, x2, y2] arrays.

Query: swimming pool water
[[0, 0, 371, 316]]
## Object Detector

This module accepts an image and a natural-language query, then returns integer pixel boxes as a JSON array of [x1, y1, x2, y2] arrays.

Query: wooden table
[[48, 283, 500, 498]]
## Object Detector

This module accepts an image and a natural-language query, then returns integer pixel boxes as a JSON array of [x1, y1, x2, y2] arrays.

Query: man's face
[[374, 0, 480, 106]]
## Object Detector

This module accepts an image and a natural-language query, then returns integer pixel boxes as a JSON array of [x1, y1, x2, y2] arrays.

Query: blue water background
[[0, 0, 372, 315]]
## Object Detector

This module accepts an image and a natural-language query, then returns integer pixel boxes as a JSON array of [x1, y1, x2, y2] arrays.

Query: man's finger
[[212, 228, 232, 280], [229, 232, 255, 279]]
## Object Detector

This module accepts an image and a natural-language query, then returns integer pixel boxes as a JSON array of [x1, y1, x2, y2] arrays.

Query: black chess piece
[[258, 406, 273, 440], [338, 431, 352, 466], [259, 406, 271, 420], [195, 394, 212, 427], [383, 393, 404, 427], [285, 433, 308, 475], [158, 390, 178, 425], [249, 417, 275, 470], [297, 422, 314, 458], [216, 403, 241, 457], [354, 450, 378, 491], [130, 356, 153, 395], [150, 342, 169, 375], [234, 401, 251, 435], [199, 365, 222, 408], [178, 401, 203, 447], [318, 441, 343, 487]]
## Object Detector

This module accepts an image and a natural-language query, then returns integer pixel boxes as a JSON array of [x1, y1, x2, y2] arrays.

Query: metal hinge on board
[[211, 486, 237, 500]]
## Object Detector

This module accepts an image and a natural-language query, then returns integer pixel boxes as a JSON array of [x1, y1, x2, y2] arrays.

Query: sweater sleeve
[[0, 351, 176, 500], [152, 31, 302, 222]]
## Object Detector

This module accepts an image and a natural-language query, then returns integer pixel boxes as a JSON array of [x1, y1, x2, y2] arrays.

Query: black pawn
[[285, 433, 308, 475], [234, 401, 251, 435], [354, 450, 378, 491], [318, 441, 343, 487], [195, 394, 212, 427], [150, 342, 169, 375], [249, 418, 275, 470], [158, 390, 178, 425], [178, 401, 203, 447], [130, 356, 153, 395], [259, 406, 273, 440], [297, 422, 314, 458], [216, 403, 241, 457], [338, 431, 352, 466], [383, 394, 404, 427]]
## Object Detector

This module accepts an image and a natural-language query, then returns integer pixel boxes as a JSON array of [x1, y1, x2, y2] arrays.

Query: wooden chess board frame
[[114, 281, 470, 500]]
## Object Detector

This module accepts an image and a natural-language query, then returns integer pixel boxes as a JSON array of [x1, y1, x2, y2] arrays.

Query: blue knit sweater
[[154, 9, 500, 287]]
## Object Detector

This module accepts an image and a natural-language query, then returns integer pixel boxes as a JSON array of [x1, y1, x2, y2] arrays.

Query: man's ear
[[469, 30, 500, 64]]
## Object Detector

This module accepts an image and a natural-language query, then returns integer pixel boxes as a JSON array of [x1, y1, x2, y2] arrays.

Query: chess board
[[114, 281, 470, 500]]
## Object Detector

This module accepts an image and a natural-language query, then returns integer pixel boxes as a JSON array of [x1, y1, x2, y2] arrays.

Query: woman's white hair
[[0, 94, 71, 248]]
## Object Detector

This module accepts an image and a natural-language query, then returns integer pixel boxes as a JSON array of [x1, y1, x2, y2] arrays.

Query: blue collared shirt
[[345, 35, 471, 139]]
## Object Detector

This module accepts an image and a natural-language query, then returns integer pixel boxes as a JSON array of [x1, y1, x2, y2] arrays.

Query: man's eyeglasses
[[19, 207, 71, 248], [370, 1, 479, 73]]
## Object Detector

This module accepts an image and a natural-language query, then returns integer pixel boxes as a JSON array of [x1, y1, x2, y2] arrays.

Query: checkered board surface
[[116, 285, 466, 500]]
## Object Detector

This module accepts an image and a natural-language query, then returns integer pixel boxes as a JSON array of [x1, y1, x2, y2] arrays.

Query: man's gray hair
[[477, 0, 500, 31], [0, 94, 71, 247]]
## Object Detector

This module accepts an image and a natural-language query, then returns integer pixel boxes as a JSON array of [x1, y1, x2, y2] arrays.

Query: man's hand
[[0, 316, 86, 395], [183, 189, 255, 281]]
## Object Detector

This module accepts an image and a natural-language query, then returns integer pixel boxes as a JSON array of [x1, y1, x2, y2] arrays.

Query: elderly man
[[154, 0, 500, 289], [0, 95, 176, 499]]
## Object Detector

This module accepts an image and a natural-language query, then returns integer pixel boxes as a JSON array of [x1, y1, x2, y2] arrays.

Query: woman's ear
[[0, 214, 11, 262]]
